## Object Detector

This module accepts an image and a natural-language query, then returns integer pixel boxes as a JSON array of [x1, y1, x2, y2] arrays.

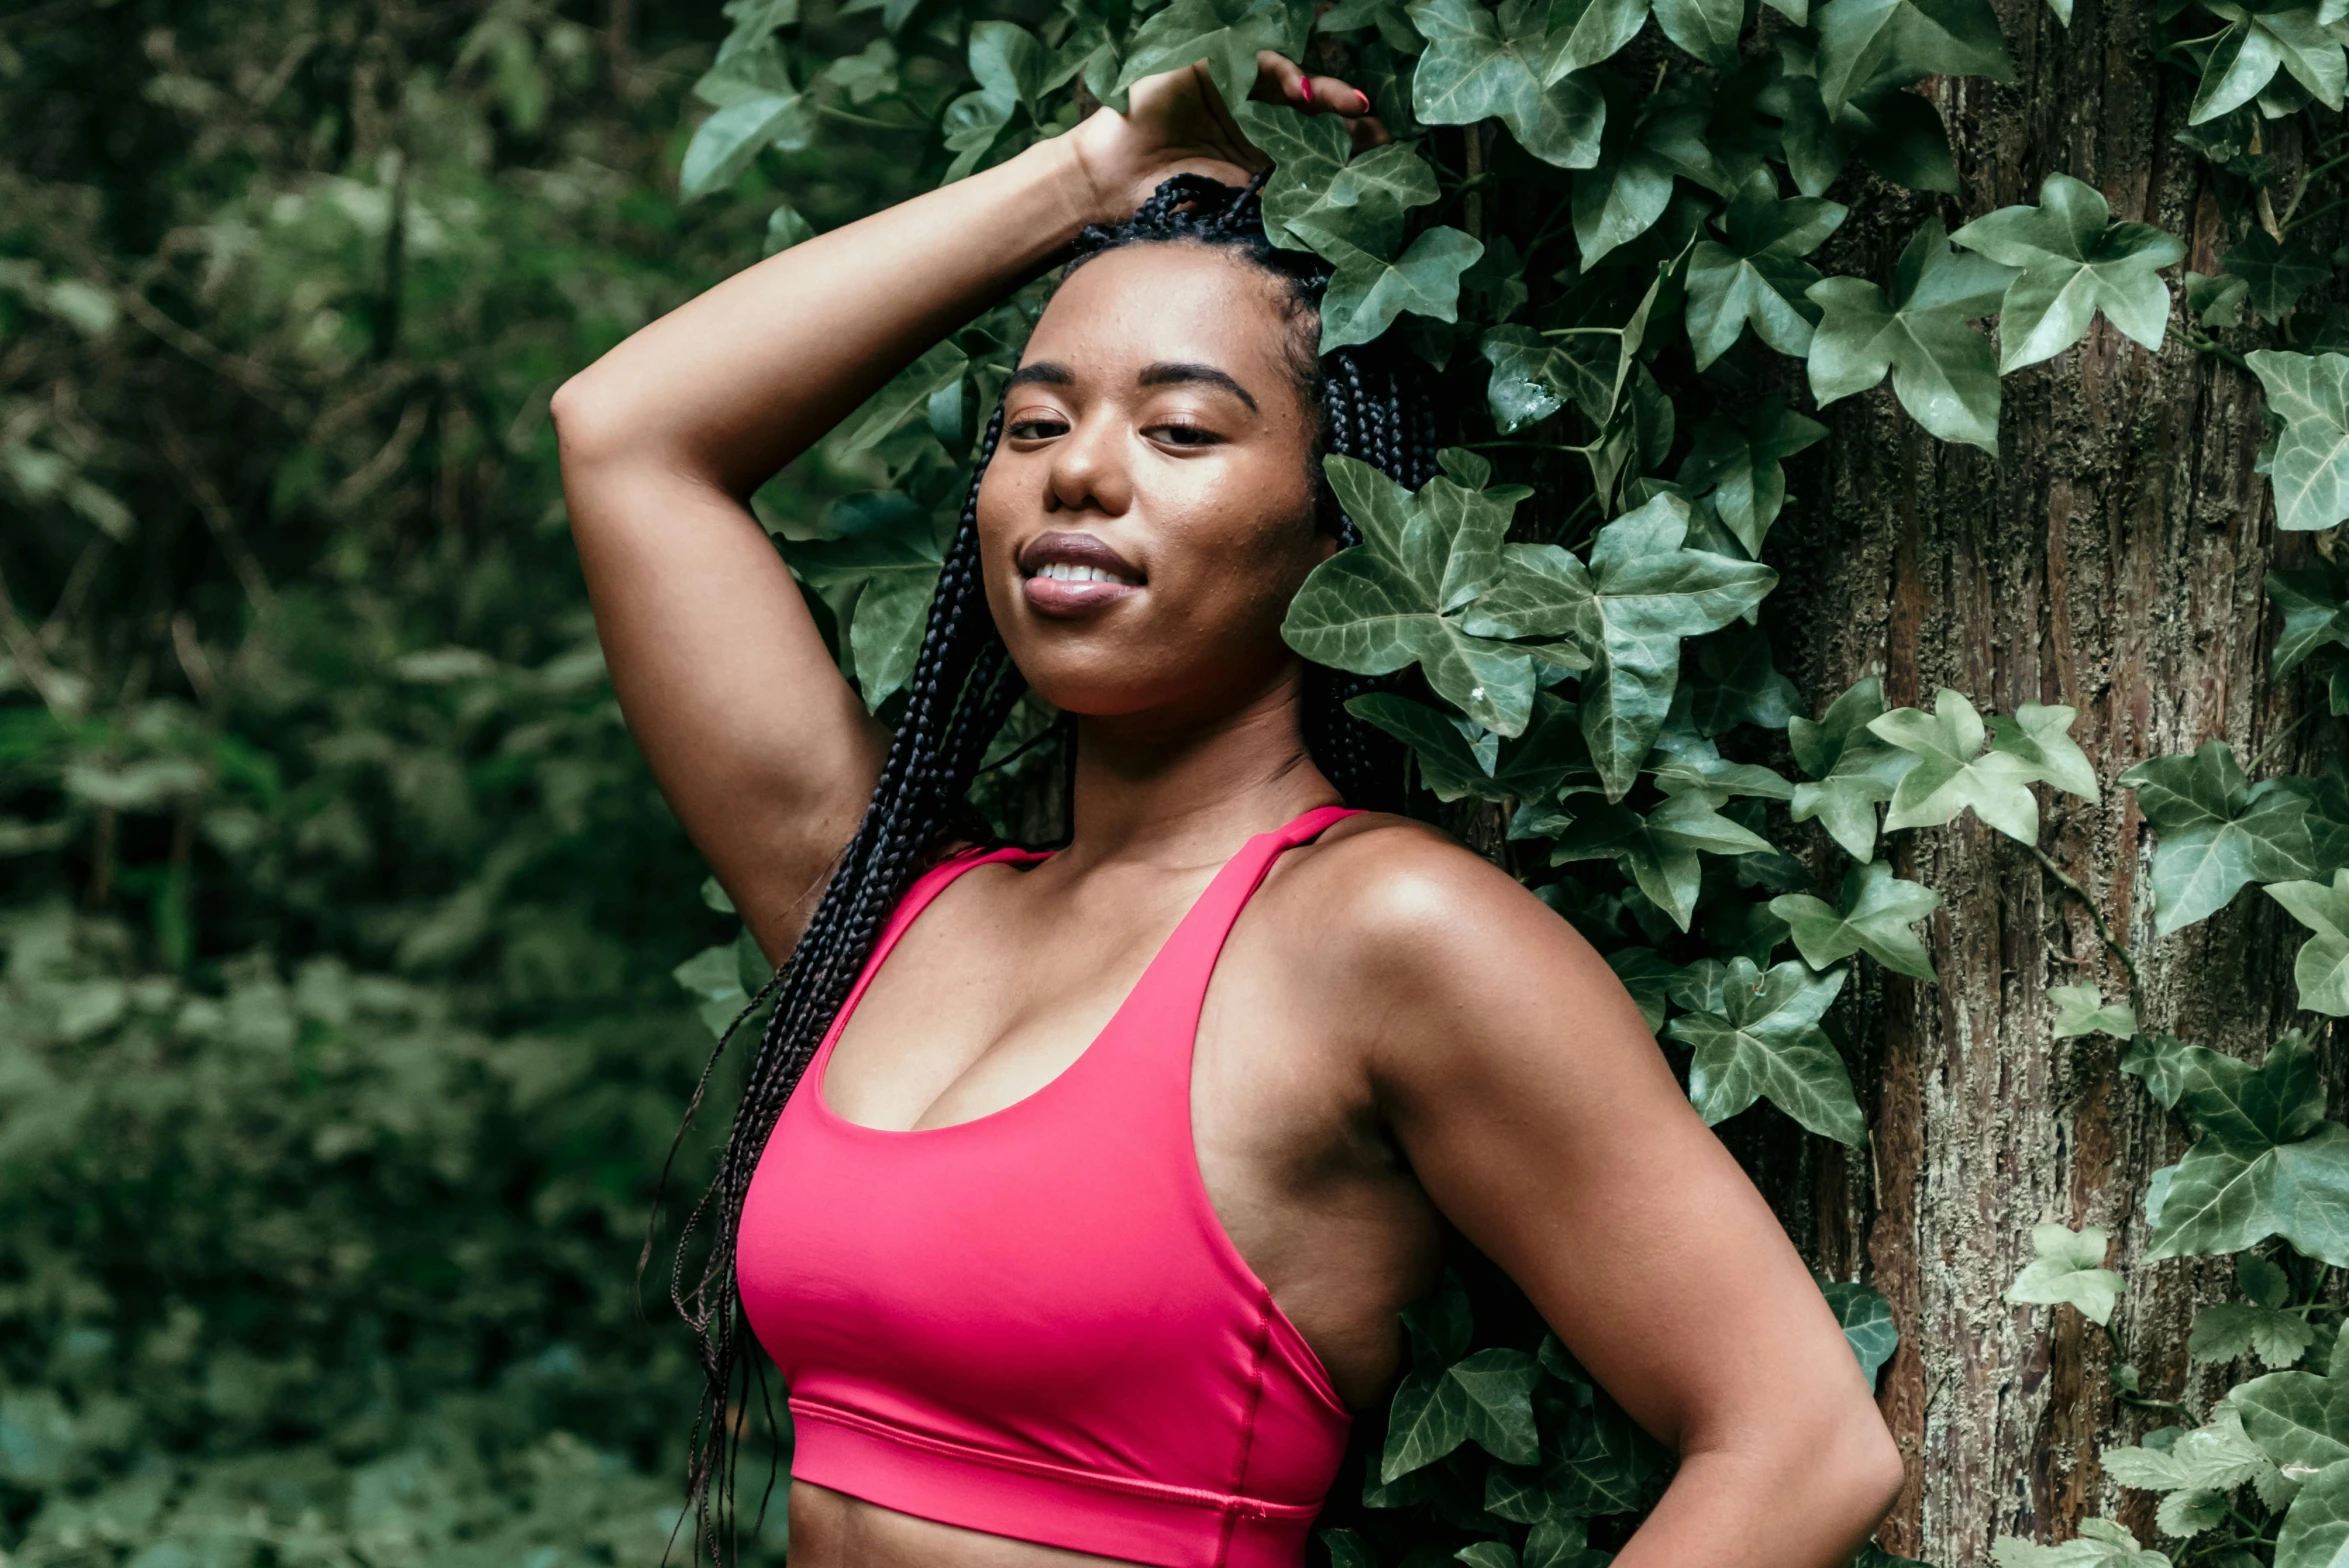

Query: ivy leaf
[[1607, 947, 1684, 1031], [1322, 1528, 1376, 1568], [1870, 688, 2045, 843], [1805, 218, 2012, 452], [1449, 1348, 1543, 1464], [2269, 564, 2349, 678], [1674, 401, 1827, 555], [1775, 38, 1955, 197], [1484, 1383, 1668, 1523], [1379, 1348, 1542, 1480], [1989, 1520, 2170, 1568], [1789, 676, 1916, 861], [2235, 1355, 2349, 1481], [1813, 0, 2014, 113], [1479, 268, 1665, 434], [1522, 1519, 1611, 1568], [2048, 983, 2137, 1040], [1381, 1366, 1470, 1480], [1352, 691, 1596, 805], [2119, 1032, 2198, 1112], [1820, 1280, 1899, 1389], [1285, 454, 1558, 734], [2004, 1222, 2124, 1325], [2246, 351, 2349, 532], [1770, 860, 1940, 980], [2143, 1032, 2349, 1268], [1948, 173, 2185, 371], [1294, 221, 1485, 351], [2266, 870, 2349, 1015], [1573, 81, 1723, 265], [1650, 720, 1796, 806], [1243, 107, 1442, 257], [1682, 622, 1801, 734], [2225, 229, 2332, 323], [1665, 957, 1863, 1144], [1546, 793, 1775, 929], [1652, 0, 1745, 69], [1549, 0, 1656, 74], [1105, 0, 1309, 118], [1990, 703, 2100, 802], [1557, 492, 1779, 797], [1407, 0, 1608, 168], [2275, 1459, 2349, 1568], [2119, 741, 2317, 934], [2185, 269, 2251, 328], [1686, 168, 1849, 370], [2189, 1, 2347, 123]]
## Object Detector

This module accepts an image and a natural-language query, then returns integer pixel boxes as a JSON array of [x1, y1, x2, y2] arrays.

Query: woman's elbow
[[549, 371, 633, 470], [1833, 1405, 1908, 1533]]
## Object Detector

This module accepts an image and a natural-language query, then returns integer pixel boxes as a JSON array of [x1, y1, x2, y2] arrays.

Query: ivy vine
[[668, 0, 2349, 1562]]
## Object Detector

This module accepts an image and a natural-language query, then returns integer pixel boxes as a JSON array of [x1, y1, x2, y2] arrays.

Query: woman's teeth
[[1034, 562, 1133, 584]]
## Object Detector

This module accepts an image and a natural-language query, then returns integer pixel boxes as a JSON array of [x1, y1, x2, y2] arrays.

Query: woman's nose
[[1045, 416, 1130, 516]]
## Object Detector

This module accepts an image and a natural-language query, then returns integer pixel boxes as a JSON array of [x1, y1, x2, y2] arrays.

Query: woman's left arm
[[1342, 836, 1906, 1568]]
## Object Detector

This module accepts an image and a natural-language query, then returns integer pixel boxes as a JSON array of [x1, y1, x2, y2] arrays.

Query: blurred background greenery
[[0, 1, 934, 1560]]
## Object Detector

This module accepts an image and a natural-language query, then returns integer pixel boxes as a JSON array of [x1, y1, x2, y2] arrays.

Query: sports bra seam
[[1216, 1296, 1277, 1567], [786, 1395, 1316, 1519]]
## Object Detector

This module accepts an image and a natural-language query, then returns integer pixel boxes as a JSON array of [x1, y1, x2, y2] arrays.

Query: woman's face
[[975, 241, 1331, 725]]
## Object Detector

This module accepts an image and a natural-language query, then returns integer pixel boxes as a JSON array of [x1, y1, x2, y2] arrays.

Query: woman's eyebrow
[[1137, 361, 1258, 412], [1005, 361, 1074, 389]]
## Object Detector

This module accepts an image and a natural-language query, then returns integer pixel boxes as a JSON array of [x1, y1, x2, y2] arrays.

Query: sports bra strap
[[1126, 802, 1364, 1021]]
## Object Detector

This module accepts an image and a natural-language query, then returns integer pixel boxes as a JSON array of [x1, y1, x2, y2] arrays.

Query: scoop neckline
[[807, 832, 1265, 1138]]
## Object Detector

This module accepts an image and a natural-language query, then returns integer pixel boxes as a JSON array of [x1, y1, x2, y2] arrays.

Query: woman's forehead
[[1022, 243, 1307, 388]]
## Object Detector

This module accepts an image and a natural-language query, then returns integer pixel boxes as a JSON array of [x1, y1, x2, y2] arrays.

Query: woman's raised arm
[[551, 54, 1374, 961]]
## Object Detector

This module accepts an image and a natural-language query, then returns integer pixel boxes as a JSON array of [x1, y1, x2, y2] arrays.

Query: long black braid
[[657, 172, 1441, 1565]]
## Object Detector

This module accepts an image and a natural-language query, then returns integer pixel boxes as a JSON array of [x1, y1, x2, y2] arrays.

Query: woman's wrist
[[1003, 127, 1121, 244]]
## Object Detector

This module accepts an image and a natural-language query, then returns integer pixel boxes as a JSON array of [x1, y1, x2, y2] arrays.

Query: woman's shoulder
[[1275, 811, 1588, 973]]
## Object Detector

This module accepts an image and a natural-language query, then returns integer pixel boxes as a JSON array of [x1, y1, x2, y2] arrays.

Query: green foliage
[[2005, 1224, 2125, 1326], [7, 0, 2341, 1557], [1947, 173, 2185, 371], [2122, 742, 2329, 935], [1805, 219, 2008, 451], [2142, 1033, 2349, 1268], [0, 1, 888, 1557]]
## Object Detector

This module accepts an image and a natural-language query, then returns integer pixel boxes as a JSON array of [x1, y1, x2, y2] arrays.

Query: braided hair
[[658, 171, 1440, 1564]]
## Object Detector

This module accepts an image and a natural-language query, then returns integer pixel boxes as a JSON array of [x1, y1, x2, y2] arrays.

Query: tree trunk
[[1761, 0, 2336, 1560]]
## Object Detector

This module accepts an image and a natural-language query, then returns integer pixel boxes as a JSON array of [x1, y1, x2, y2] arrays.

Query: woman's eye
[[1147, 422, 1219, 447], [1007, 416, 1067, 439]]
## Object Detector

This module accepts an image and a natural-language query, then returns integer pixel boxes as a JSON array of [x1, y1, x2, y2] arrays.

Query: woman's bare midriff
[[785, 1478, 1152, 1568]]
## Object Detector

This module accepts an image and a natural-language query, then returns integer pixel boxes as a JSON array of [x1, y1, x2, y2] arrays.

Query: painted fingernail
[[1354, 88, 1372, 113], [1294, 74, 1311, 102]]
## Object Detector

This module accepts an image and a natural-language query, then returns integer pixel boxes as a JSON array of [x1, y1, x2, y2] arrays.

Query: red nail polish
[[1354, 88, 1371, 113]]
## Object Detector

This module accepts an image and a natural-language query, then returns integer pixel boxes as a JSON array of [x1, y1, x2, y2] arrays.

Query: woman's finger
[[1304, 73, 1375, 117], [1346, 112, 1394, 152], [1249, 49, 1316, 110]]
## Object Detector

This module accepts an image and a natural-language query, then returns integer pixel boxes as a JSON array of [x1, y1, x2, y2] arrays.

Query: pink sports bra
[[736, 804, 1363, 1568]]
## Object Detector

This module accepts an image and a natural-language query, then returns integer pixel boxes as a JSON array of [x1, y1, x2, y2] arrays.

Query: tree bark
[[1760, 0, 2339, 1560]]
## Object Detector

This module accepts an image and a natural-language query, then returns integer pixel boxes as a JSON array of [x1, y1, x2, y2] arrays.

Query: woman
[[552, 48, 1903, 1568]]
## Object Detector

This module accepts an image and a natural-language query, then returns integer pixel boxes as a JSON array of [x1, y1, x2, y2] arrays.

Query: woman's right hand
[[1065, 51, 1388, 227]]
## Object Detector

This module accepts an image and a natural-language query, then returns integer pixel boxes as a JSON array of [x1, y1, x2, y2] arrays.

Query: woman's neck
[[1059, 665, 1343, 869]]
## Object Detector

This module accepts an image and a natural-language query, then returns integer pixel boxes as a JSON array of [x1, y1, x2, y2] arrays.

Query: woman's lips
[[1016, 531, 1142, 615]]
